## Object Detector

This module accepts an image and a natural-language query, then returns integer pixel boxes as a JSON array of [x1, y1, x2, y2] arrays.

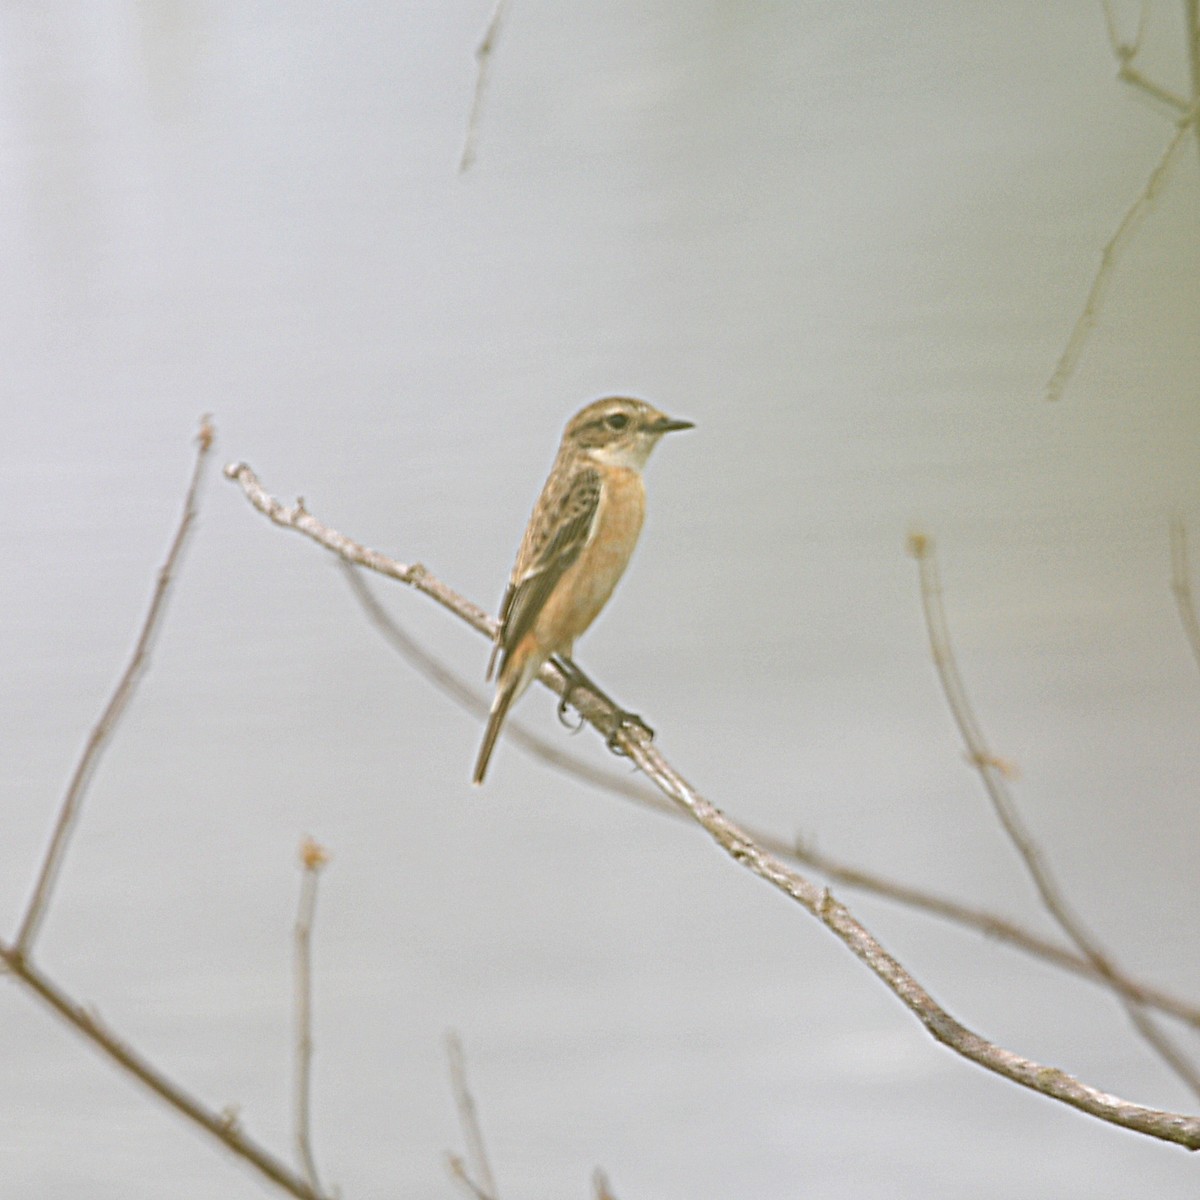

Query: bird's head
[[564, 397, 694, 470]]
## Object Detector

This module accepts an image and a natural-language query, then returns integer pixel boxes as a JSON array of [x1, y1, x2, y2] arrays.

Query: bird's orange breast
[[534, 466, 645, 651]]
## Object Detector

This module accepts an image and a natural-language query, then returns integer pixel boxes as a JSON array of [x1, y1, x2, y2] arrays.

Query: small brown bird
[[473, 397, 693, 784]]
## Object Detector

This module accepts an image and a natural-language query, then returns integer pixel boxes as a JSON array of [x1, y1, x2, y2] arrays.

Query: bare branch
[[14, 417, 215, 958], [294, 838, 330, 1195], [622, 730, 1200, 1148], [790, 838, 1200, 1027], [224, 462, 495, 639], [1118, 62, 1191, 112], [459, 0, 514, 173], [1044, 110, 1192, 402], [227, 467, 1200, 1149], [4, 429, 340, 1197], [344, 560, 1200, 1029], [908, 533, 1200, 1099], [446, 1032, 498, 1200], [1170, 517, 1200, 674], [0, 938, 331, 1199]]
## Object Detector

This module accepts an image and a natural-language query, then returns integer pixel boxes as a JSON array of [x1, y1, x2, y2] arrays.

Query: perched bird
[[473, 397, 693, 784]]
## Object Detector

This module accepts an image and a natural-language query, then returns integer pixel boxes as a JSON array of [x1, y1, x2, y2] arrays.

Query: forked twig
[[227, 464, 1200, 1150], [0, 940, 330, 1200], [1101, 0, 1187, 112], [3, 424, 340, 1199], [1048, 3, 1199, 400], [14, 417, 215, 958], [294, 838, 330, 1195], [446, 1032, 499, 1200], [1169, 517, 1200, 673], [908, 533, 1200, 1100], [460, 0, 514, 173]]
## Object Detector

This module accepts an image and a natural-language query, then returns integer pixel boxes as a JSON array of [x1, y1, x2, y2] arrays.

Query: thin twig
[[344, 560, 1200, 1029], [909, 533, 1200, 1100], [447, 1160, 495, 1200], [459, 0, 513, 173], [592, 1167, 619, 1199], [0, 938, 331, 1199], [1044, 111, 1193, 402], [446, 1032, 498, 1200], [1170, 517, 1200, 674], [1049, 1, 1198, 399], [227, 466, 1200, 1149], [224, 463, 495, 639], [1118, 62, 1191, 113], [14, 418, 215, 958], [294, 838, 330, 1196], [1186, 0, 1200, 164]]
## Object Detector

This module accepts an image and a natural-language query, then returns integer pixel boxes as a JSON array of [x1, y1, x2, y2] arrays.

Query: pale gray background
[[3, 3, 1199, 1197]]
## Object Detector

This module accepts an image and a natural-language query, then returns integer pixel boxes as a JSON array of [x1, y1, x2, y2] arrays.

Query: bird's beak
[[649, 415, 695, 434]]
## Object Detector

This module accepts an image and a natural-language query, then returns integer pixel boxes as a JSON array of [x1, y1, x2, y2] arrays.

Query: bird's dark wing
[[487, 466, 602, 679]]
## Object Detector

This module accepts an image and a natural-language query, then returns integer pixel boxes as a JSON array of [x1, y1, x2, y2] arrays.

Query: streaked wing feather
[[494, 467, 601, 674], [485, 581, 514, 681]]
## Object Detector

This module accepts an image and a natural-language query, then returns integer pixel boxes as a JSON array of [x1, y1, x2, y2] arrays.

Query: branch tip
[[300, 837, 331, 872]]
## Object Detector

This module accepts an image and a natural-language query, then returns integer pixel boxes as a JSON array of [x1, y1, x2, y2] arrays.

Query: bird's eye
[[605, 412, 629, 431]]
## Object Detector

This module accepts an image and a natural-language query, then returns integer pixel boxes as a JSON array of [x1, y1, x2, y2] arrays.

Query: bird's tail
[[473, 678, 518, 785]]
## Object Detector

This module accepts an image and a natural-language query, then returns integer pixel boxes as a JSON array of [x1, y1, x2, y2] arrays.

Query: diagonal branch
[[14, 418, 215, 958], [790, 839, 1200, 1027], [1044, 110, 1193, 402], [445, 1032, 499, 1200], [226, 463, 1200, 1150], [620, 729, 1200, 1148], [0, 938, 332, 1200], [459, 0, 514, 173], [343, 561, 1200, 1029], [224, 462, 496, 638], [1047, 3, 1198, 401], [909, 533, 1200, 1100], [1169, 517, 1200, 674]]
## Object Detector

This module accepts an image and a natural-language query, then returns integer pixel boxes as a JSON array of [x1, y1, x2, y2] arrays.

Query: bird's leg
[[552, 659, 587, 732], [553, 656, 655, 751], [551, 656, 593, 731]]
